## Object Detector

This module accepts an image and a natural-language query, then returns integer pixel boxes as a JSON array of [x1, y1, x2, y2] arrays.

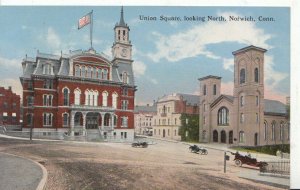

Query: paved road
[[0, 152, 43, 190]]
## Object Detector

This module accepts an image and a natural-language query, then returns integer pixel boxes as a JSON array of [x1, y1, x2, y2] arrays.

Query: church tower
[[232, 45, 267, 146], [112, 7, 132, 62]]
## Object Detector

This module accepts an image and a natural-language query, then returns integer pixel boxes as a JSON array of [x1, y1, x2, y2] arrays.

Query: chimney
[[8, 86, 12, 91]]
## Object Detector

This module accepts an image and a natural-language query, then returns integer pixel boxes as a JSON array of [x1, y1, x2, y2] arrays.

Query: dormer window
[[43, 64, 53, 75]]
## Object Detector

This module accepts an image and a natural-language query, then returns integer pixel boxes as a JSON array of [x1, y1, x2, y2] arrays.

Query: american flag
[[78, 12, 91, 29]]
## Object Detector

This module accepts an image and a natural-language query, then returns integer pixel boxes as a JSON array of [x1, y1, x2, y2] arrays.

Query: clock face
[[121, 48, 127, 57]]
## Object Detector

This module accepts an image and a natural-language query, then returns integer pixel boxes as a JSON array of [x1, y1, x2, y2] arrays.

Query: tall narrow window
[[121, 117, 128, 127], [213, 84, 217, 95], [97, 68, 102, 79], [240, 68, 246, 84], [240, 96, 244, 107], [271, 122, 276, 140], [102, 91, 108, 106], [256, 113, 259, 123], [254, 68, 259, 83], [87, 67, 91, 78], [239, 131, 245, 143], [27, 96, 34, 106], [74, 89, 81, 105], [63, 113, 69, 126], [264, 122, 268, 140], [75, 65, 80, 76], [81, 66, 85, 77], [203, 84, 207, 95], [280, 122, 284, 140], [63, 88, 69, 106], [256, 96, 259, 106], [92, 67, 97, 78], [122, 72, 128, 83], [112, 93, 118, 108], [240, 113, 244, 123], [121, 100, 128, 110], [103, 69, 108, 80]]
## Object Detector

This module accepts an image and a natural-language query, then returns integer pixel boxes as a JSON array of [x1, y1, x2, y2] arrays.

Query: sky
[[0, 6, 290, 104]]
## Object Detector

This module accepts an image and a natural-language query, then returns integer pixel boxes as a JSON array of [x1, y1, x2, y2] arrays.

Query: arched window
[[271, 121, 276, 140], [63, 113, 69, 127], [93, 91, 98, 106], [239, 131, 245, 143], [122, 72, 128, 83], [218, 107, 229, 125], [240, 96, 244, 107], [43, 113, 53, 126], [102, 91, 108, 106], [75, 65, 80, 76], [213, 130, 218, 142], [103, 69, 108, 80], [203, 84, 207, 95], [280, 122, 284, 140], [264, 121, 268, 140], [112, 93, 118, 108], [254, 68, 259, 83], [63, 88, 69, 106], [240, 68, 246, 84], [97, 68, 102, 79], [74, 89, 81, 105], [81, 66, 85, 77], [240, 113, 244, 123]]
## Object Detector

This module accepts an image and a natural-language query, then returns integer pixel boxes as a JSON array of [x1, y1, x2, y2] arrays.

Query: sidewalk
[[0, 152, 47, 190]]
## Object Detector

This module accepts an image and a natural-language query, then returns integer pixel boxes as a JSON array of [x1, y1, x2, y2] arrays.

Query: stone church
[[199, 46, 289, 146]]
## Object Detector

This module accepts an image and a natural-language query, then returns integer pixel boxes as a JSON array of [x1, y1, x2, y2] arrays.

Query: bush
[[239, 144, 290, 155]]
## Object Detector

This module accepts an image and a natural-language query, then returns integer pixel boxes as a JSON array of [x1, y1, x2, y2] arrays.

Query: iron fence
[[261, 160, 290, 176]]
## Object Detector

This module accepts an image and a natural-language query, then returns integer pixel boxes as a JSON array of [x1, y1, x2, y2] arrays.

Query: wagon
[[231, 152, 268, 170]]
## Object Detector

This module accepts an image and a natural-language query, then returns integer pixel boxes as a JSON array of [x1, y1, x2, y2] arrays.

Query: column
[[101, 113, 105, 130], [111, 114, 115, 129], [82, 112, 87, 135], [70, 111, 75, 136]]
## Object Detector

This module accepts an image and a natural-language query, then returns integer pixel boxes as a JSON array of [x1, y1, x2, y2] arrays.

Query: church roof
[[158, 93, 199, 106], [115, 6, 128, 28], [232, 45, 267, 55], [210, 94, 287, 115]]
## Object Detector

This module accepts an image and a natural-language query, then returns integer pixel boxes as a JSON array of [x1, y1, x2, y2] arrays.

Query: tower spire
[[119, 6, 126, 27]]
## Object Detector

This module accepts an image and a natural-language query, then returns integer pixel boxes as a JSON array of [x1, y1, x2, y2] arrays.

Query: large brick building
[[152, 93, 199, 140], [0, 86, 20, 127], [20, 8, 135, 141], [199, 46, 289, 146]]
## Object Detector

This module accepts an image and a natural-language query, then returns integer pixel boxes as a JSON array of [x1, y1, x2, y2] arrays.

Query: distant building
[[152, 93, 199, 140], [0, 86, 20, 127], [199, 45, 289, 146], [134, 103, 157, 136], [19, 7, 136, 141]]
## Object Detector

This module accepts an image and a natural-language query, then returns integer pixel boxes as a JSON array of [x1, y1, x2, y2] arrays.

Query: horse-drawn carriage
[[131, 141, 148, 148], [189, 145, 208, 155], [231, 151, 268, 170]]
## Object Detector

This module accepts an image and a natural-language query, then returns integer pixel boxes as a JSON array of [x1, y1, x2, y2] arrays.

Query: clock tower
[[112, 7, 132, 61]]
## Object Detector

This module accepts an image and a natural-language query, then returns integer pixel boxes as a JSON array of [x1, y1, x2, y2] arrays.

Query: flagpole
[[90, 10, 93, 50]]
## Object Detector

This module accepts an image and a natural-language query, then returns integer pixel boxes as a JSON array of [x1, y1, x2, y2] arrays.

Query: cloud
[[133, 60, 146, 77], [147, 11, 272, 63], [0, 56, 21, 68], [46, 27, 61, 49], [222, 58, 234, 72]]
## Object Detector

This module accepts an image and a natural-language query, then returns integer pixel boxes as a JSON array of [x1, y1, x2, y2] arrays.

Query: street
[[0, 137, 285, 190]]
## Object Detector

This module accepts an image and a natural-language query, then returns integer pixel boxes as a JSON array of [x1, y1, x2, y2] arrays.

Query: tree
[[179, 114, 199, 142]]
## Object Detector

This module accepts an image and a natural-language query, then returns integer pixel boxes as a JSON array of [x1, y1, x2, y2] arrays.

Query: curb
[[0, 152, 48, 190]]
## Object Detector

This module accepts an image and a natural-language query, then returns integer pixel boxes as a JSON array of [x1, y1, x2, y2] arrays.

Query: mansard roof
[[21, 49, 135, 86], [134, 104, 157, 113]]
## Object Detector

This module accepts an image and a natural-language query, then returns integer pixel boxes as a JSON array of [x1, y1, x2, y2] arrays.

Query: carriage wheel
[[235, 159, 242, 167], [201, 150, 208, 155]]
